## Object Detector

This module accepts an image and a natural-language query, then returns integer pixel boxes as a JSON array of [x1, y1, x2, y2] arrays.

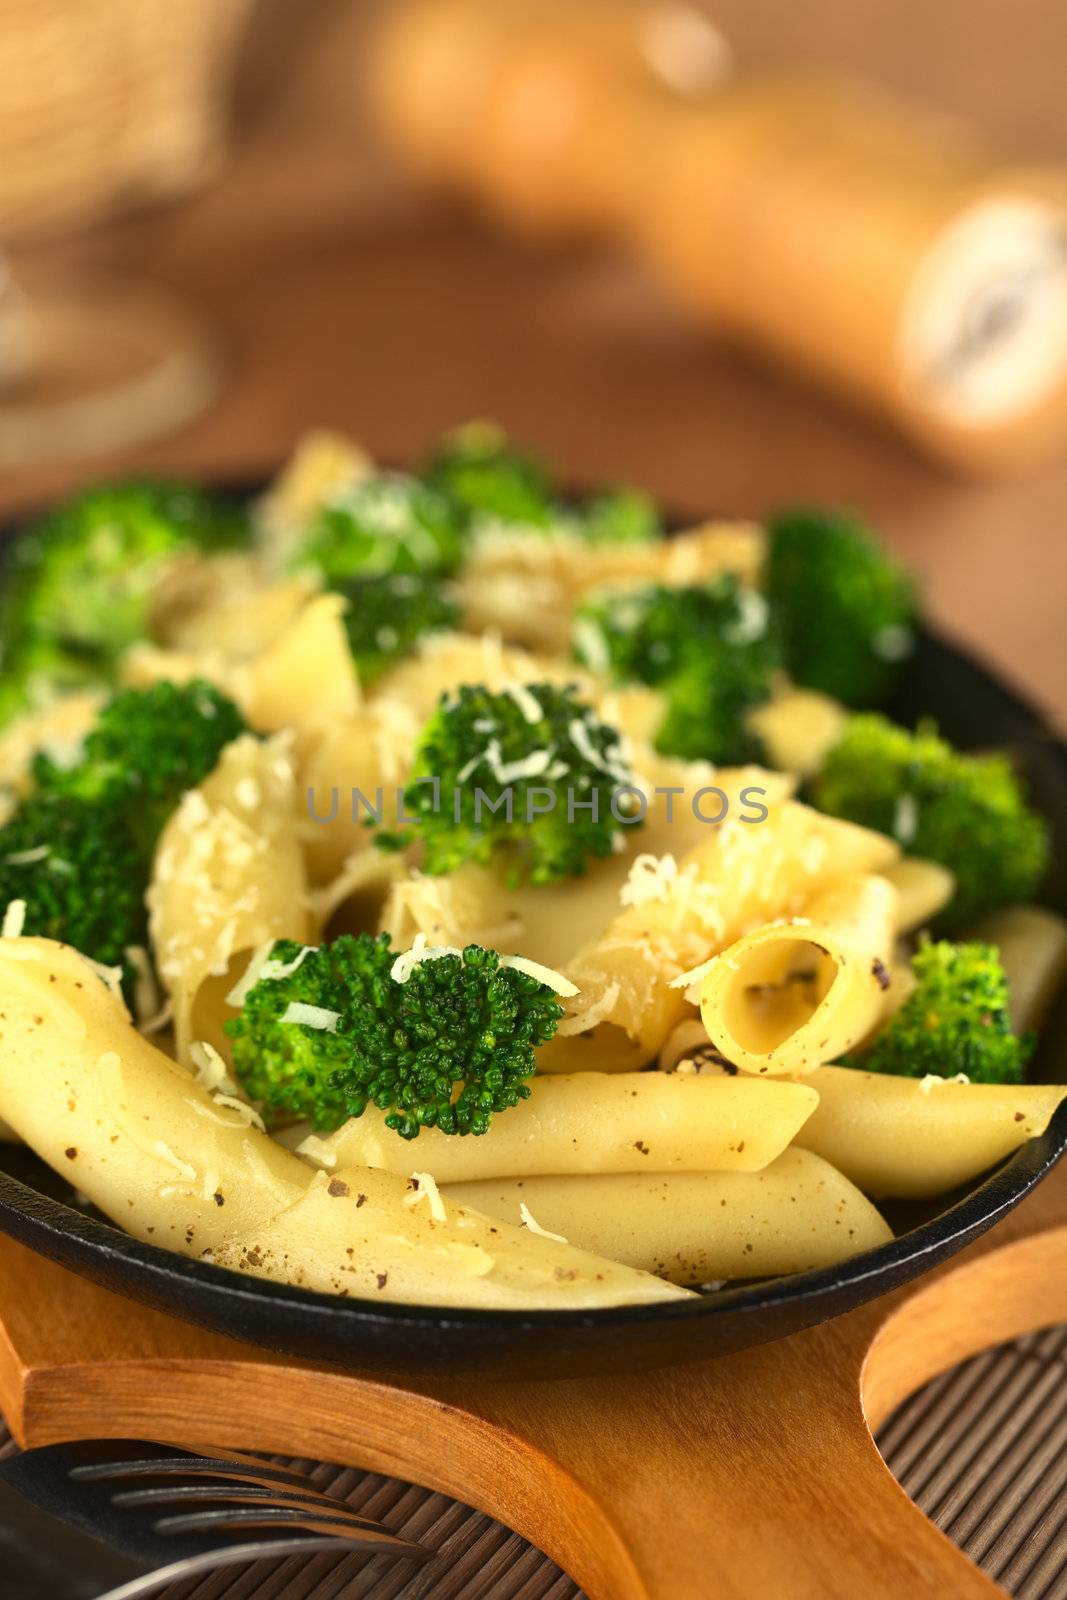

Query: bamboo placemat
[[2, 1323, 1064, 1599]]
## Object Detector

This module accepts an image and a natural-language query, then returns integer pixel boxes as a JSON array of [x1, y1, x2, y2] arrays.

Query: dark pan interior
[[0, 494, 1063, 1379]]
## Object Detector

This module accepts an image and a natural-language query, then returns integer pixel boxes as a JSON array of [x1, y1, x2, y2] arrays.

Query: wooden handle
[[365, 0, 1067, 475], [0, 1159, 1063, 1597]]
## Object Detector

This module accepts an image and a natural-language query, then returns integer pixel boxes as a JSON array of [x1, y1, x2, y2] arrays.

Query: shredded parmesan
[[3, 846, 49, 866], [125, 945, 161, 1028], [919, 1072, 971, 1093], [213, 1093, 267, 1132], [225, 940, 277, 1007], [498, 953, 579, 997], [190, 1039, 238, 1094], [405, 1171, 447, 1222], [260, 945, 316, 982], [280, 1002, 341, 1031], [519, 1201, 568, 1244], [1, 899, 26, 938], [620, 852, 695, 909], [669, 952, 720, 991], [296, 1133, 337, 1170], [503, 681, 543, 724], [390, 933, 463, 984]]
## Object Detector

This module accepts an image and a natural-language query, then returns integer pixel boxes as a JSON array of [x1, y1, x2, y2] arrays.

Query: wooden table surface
[[2, 0, 1066, 727]]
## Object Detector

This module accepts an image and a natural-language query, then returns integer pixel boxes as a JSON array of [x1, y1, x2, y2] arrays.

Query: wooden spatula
[[0, 1158, 1063, 1600]]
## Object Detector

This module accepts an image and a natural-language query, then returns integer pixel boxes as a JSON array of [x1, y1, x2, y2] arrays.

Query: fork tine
[[111, 1481, 408, 1530], [152, 1503, 433, 1555], [70, 1452, 316, 1495]]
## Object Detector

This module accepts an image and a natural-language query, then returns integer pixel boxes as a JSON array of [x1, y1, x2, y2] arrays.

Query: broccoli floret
[[293, 474, 466, 584], [811, 714, 1050, 931], [764, 507, 917, 705], [0, 680, 247, 982], [0, 789, 147, 973], [341, 573, 459, 684], [0, 481, 249, 692], [578, 487, 662, 546], [852, 940, 1032, 1083], [225, 934, 563, 1138], [390, 681, 641, 882], [573, 575, 781, 763], [35, 679, 247, 854], [426, 422, 661, 545], [424, 421, 556, 528]]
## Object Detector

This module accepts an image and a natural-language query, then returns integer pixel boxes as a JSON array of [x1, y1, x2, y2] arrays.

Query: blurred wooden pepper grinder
[[365, 0, 1067, 475]]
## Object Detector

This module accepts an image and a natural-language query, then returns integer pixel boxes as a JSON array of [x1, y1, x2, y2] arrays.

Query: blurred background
[[0, 0, 1065, 720]]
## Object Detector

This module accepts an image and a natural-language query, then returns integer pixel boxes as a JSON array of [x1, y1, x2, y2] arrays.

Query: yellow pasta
[[885, 857, 957, 933], [970, 905, 1067, 1032], [312, 1069, 819, 1183], [697, 874, 898, 1076], [792, 1064, 1067, 1198], [148, 733, 311, 1061], [746, 686, 847, 779], [553, 799, 899, 1066], [444, 1147, 893, 1283], [0, 937, 688, 1311]]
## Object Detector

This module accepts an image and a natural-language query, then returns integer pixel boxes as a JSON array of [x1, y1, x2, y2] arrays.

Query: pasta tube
[[444, 1147, 893, 1283], [0, 938, 689, 1311], [885, 858, 956, 933], [793, 1065, 1067, 1198], [312, 1069, 819, 1183], [969, 905, 1067, 1032], [148, 733, 311, 1061], [556, 800, 899, 1062], [697, 875, 898, 1076], [746, 687, 847, 779]]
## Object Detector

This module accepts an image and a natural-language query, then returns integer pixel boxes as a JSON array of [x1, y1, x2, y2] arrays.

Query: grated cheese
[[919, 1072, 971, 1093], [619, 852, 694, 909], [519, 1202, 568, 1244], [503, 681, 544, 724], [3, 846, 49, 866], [225, 940, 277, 1007], [390, 933, 463, 984], [125, 945, 161, 1028], [190, 1039, 237, 1094], [296, 1133, 337, 1170], [1, 899, 26, 938], [259, 945, 316, 983], [280, 1002, 341, 1032], [405, 1171, 447, 1222], [498, 953, 579, 997]]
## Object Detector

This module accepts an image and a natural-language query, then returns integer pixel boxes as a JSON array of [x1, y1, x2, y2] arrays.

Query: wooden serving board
[[0, 1162, 1063, 1600]]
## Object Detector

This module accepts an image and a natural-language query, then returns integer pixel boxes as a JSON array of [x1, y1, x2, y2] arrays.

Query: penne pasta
[[554, 800, 899, 1064], [792, 1064, 1067, 1198], [444, 1147, 893, 1283], [885, 857, 957, 933], [148, 733, 311, 1062], [310, 1069, 819, 1183], [746, 686, 847, 779], [697, 874, 898, 1076], [0, 937, 689, 1311], [969, 905, 1067, 1033]]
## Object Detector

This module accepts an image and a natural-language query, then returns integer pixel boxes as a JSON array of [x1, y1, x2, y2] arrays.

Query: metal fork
[[0, 1438, 432, 1600]]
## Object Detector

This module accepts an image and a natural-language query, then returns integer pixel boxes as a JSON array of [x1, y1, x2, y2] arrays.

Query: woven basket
[[0, 0, 255, 239]]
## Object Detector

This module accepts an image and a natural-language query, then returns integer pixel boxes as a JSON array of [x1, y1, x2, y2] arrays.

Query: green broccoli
[[573, 575, 781, 763], [578, 487, 662, 546], [764, 507, 917, 705], [388, 680, 641, 882], [0, 789, 148, 973], [0, 679, 247, 984], [851, 940, 1032, 1083], [424, 421, 557, 529], [34, 679, 247, 854], [811, 714, 1050, 931], [0, 481, 250, 701], [293, 474, 466, 584], [425, 422, 662, 544], [225, 933, 563, 1138], [340, 573, 459, 684]]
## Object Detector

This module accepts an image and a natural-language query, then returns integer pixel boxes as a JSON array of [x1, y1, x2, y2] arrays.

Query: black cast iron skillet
[[0, 495, 1064, 1379]]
